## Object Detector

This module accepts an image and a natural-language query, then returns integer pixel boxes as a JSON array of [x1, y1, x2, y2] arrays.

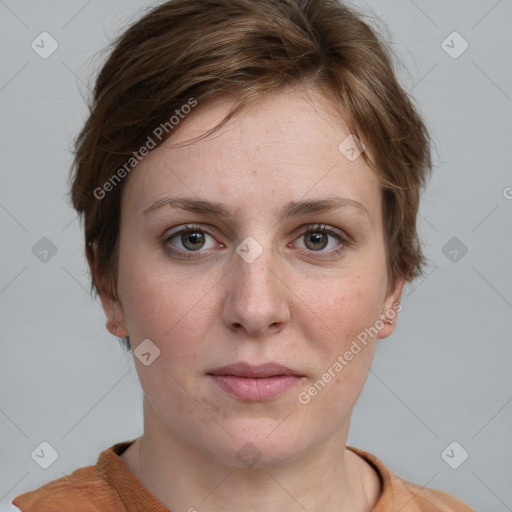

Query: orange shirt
[[12, 439, 475, 511]]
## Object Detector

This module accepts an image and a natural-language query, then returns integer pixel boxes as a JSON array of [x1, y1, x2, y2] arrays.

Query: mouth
[[207, 362, 306, 401]]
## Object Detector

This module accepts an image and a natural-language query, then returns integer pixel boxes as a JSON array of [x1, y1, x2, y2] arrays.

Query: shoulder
[[346, 445, 475, 512], [395, 476, 475, 511], [10, 440, 141, 512], [11, 461, 124, 512]]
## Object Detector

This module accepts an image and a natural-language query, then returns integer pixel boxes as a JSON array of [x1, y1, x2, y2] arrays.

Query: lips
[[207, 362, 305, 401], [207, 362, 304, 378]]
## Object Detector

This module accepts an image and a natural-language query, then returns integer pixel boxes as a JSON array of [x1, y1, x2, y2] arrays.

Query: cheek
[[117, 256, 208, 406], [303, 269, 383, 342], [116, 242, 218, 357], [297, 273, 383, 396]]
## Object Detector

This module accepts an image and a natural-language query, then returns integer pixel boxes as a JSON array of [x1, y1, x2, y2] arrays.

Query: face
[[100, 84, 404, 468]]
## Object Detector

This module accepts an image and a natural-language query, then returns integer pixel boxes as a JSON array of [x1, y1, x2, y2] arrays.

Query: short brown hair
[[69, 0, 433, 350]]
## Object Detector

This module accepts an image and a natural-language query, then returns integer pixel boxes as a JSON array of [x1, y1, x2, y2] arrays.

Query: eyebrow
[[143, 196, 370, 221]]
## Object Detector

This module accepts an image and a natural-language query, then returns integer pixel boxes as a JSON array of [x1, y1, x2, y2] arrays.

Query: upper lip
[[207, 362, 304, 378]]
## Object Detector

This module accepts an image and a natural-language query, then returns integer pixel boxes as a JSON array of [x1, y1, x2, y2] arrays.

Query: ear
[[376, 275, 405, 340], [87, 241, 129, 338]]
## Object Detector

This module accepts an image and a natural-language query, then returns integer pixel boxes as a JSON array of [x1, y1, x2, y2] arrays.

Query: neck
[[121, 399, 381, 512]]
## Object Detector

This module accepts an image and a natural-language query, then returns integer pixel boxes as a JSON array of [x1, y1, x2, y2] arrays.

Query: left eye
[[294, 225, 344, 252]]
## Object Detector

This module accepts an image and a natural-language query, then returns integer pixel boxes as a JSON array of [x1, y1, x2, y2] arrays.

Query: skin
[[95, 82, 404, 512]]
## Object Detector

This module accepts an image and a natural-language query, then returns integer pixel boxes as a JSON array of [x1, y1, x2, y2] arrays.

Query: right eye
[[164, 224, 222, 259]]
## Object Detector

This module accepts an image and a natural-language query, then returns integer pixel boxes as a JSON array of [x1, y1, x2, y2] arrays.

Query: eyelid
[[295, 223, 348, 241]]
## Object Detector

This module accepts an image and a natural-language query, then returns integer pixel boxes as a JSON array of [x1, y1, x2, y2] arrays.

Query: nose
[[222, 240, 290, 337]]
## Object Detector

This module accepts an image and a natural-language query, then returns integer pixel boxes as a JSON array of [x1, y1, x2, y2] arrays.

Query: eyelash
[[163, 223, 350, 260]]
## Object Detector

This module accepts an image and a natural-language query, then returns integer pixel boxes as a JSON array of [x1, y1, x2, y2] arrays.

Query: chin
[[199, 421, 311, 469]]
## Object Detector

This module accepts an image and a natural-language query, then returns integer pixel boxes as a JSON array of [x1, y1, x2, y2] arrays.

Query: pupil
[[307, 232, 327, 250], [183, 231, 204, 250]]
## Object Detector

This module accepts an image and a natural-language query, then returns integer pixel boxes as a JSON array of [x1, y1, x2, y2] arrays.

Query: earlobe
[[106, 319, 119, 336], [105, 301, 128, 338], [106, 317, 127, 337], [101, 288, 129, 338], [88, 241, 129, 338], [377, 276, 405, 340]]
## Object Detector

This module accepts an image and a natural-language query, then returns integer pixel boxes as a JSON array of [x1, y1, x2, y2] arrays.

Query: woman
[[12, 0, 475, 510]]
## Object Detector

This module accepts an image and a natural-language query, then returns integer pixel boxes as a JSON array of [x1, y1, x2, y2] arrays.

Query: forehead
[[121, 84, 382, 223]]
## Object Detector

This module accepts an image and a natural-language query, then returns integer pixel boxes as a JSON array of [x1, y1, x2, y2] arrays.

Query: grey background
[[0, 0, 511, 510]]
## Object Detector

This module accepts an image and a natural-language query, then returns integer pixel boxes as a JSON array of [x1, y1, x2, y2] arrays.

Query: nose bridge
[[223, 233, 289, 335]]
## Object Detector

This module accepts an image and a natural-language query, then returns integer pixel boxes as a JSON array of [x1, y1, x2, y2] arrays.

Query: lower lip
[[208, 375, 303, 401]]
